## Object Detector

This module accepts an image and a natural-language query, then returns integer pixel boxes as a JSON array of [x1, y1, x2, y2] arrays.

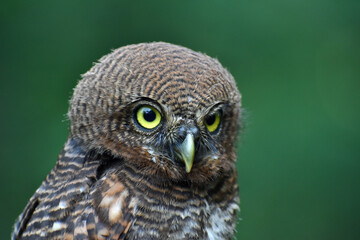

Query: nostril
[[178, 126, 187, 141], [177, 125, 199, 143], [189, 126, 198, 136]]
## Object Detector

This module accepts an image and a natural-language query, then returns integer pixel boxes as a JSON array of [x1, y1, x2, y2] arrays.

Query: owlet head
[[68, 42, 242, 183]]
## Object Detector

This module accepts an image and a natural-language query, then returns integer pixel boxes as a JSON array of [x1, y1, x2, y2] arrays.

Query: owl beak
[[174, 133, 195, 173]]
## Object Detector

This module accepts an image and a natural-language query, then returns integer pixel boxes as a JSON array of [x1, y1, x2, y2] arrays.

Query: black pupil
[[143, 108, 156, 122], [206, 114, 216, 125]]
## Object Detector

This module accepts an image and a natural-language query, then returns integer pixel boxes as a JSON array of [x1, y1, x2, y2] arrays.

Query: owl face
[[69, 42, 241, 183]]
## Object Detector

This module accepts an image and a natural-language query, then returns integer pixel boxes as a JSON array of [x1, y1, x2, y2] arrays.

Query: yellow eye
[[135, 105, 162, 130], [205, 111, 221, 133]]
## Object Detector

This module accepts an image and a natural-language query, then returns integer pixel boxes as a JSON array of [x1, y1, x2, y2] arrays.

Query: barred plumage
[[13, 42, 242, 239]]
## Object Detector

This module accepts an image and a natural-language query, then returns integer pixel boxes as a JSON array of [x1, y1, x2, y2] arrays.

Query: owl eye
[[135, 105, 162, 130], [204, 110, 221, 133]]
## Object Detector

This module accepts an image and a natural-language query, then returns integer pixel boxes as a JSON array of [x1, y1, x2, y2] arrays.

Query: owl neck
[[53, 138, 238, 212]]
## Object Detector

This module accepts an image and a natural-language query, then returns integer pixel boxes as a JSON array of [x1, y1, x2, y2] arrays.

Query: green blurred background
[[1, 0, 359, 239]]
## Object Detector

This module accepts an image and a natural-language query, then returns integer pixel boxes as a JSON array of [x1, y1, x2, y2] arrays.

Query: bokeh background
[[1, 0, 359, 239]]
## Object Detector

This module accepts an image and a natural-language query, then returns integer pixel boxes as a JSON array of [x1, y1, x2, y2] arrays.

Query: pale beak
[[175, 133, 195, 173]]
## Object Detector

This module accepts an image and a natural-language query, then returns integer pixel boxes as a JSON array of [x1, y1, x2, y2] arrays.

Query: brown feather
[[13, 42, 242, 240]]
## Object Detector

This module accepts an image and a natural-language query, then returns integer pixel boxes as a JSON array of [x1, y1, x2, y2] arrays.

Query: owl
[[13, 42, 242, 240]]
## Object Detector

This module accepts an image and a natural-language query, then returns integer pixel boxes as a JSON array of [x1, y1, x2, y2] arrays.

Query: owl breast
[[129, 199, 239, 240], [95, 164, 239, 240]]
